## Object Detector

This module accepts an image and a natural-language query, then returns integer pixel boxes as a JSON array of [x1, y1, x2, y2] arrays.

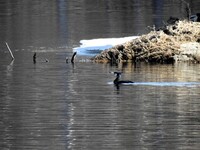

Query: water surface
[[1, 0, 200, 150]]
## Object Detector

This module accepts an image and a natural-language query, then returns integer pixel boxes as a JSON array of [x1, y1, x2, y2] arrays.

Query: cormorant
[[113, 72, 134, 85]]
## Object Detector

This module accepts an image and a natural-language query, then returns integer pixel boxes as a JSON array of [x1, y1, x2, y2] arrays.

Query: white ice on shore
[[73, 36, 139, 56]]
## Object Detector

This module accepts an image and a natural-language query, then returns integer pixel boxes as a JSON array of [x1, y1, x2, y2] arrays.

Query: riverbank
[[93, 20, 200, 63]]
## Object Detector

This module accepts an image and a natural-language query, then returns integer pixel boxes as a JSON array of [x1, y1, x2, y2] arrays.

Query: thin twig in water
[[5, 42, 14, 60]]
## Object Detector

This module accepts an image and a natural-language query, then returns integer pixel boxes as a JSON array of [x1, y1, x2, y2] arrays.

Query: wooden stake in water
[[71, 52, 77, 63], [5, 42, 14, 60]]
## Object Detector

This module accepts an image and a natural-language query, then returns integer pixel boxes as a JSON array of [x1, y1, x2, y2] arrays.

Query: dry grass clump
[[93, 20, 200, 63]]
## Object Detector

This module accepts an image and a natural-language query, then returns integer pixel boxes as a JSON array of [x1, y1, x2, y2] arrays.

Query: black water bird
[[113, 72, 134, 85]]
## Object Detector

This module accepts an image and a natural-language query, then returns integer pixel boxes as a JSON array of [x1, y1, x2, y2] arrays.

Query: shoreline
[[93, 20, 200, 64]]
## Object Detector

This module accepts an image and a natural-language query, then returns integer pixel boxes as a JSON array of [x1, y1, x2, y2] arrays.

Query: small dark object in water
[[71, 52, 77, 63], [167, 16, 179, 25], [190, 13, 200, 22], [113, 72, 134, 85], [45, 58, 49, 62], [33, 52, 36, 63], [66, 57, 69, 63]]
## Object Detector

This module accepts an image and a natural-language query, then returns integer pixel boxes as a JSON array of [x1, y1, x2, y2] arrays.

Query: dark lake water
[[1, 0, 200, 150]]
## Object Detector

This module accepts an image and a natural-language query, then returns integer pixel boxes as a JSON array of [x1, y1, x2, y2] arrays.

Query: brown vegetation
[[93, 20, 200, 63]]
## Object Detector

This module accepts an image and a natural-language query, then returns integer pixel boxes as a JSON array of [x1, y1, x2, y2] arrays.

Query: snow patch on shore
[[73, 36, 139, 56]]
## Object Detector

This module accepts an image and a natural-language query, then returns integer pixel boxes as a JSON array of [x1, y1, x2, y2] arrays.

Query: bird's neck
[[114, 76, 120, 84]]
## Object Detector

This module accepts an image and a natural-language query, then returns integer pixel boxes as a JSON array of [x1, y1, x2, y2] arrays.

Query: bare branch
[[5, 42, 14, 60]]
